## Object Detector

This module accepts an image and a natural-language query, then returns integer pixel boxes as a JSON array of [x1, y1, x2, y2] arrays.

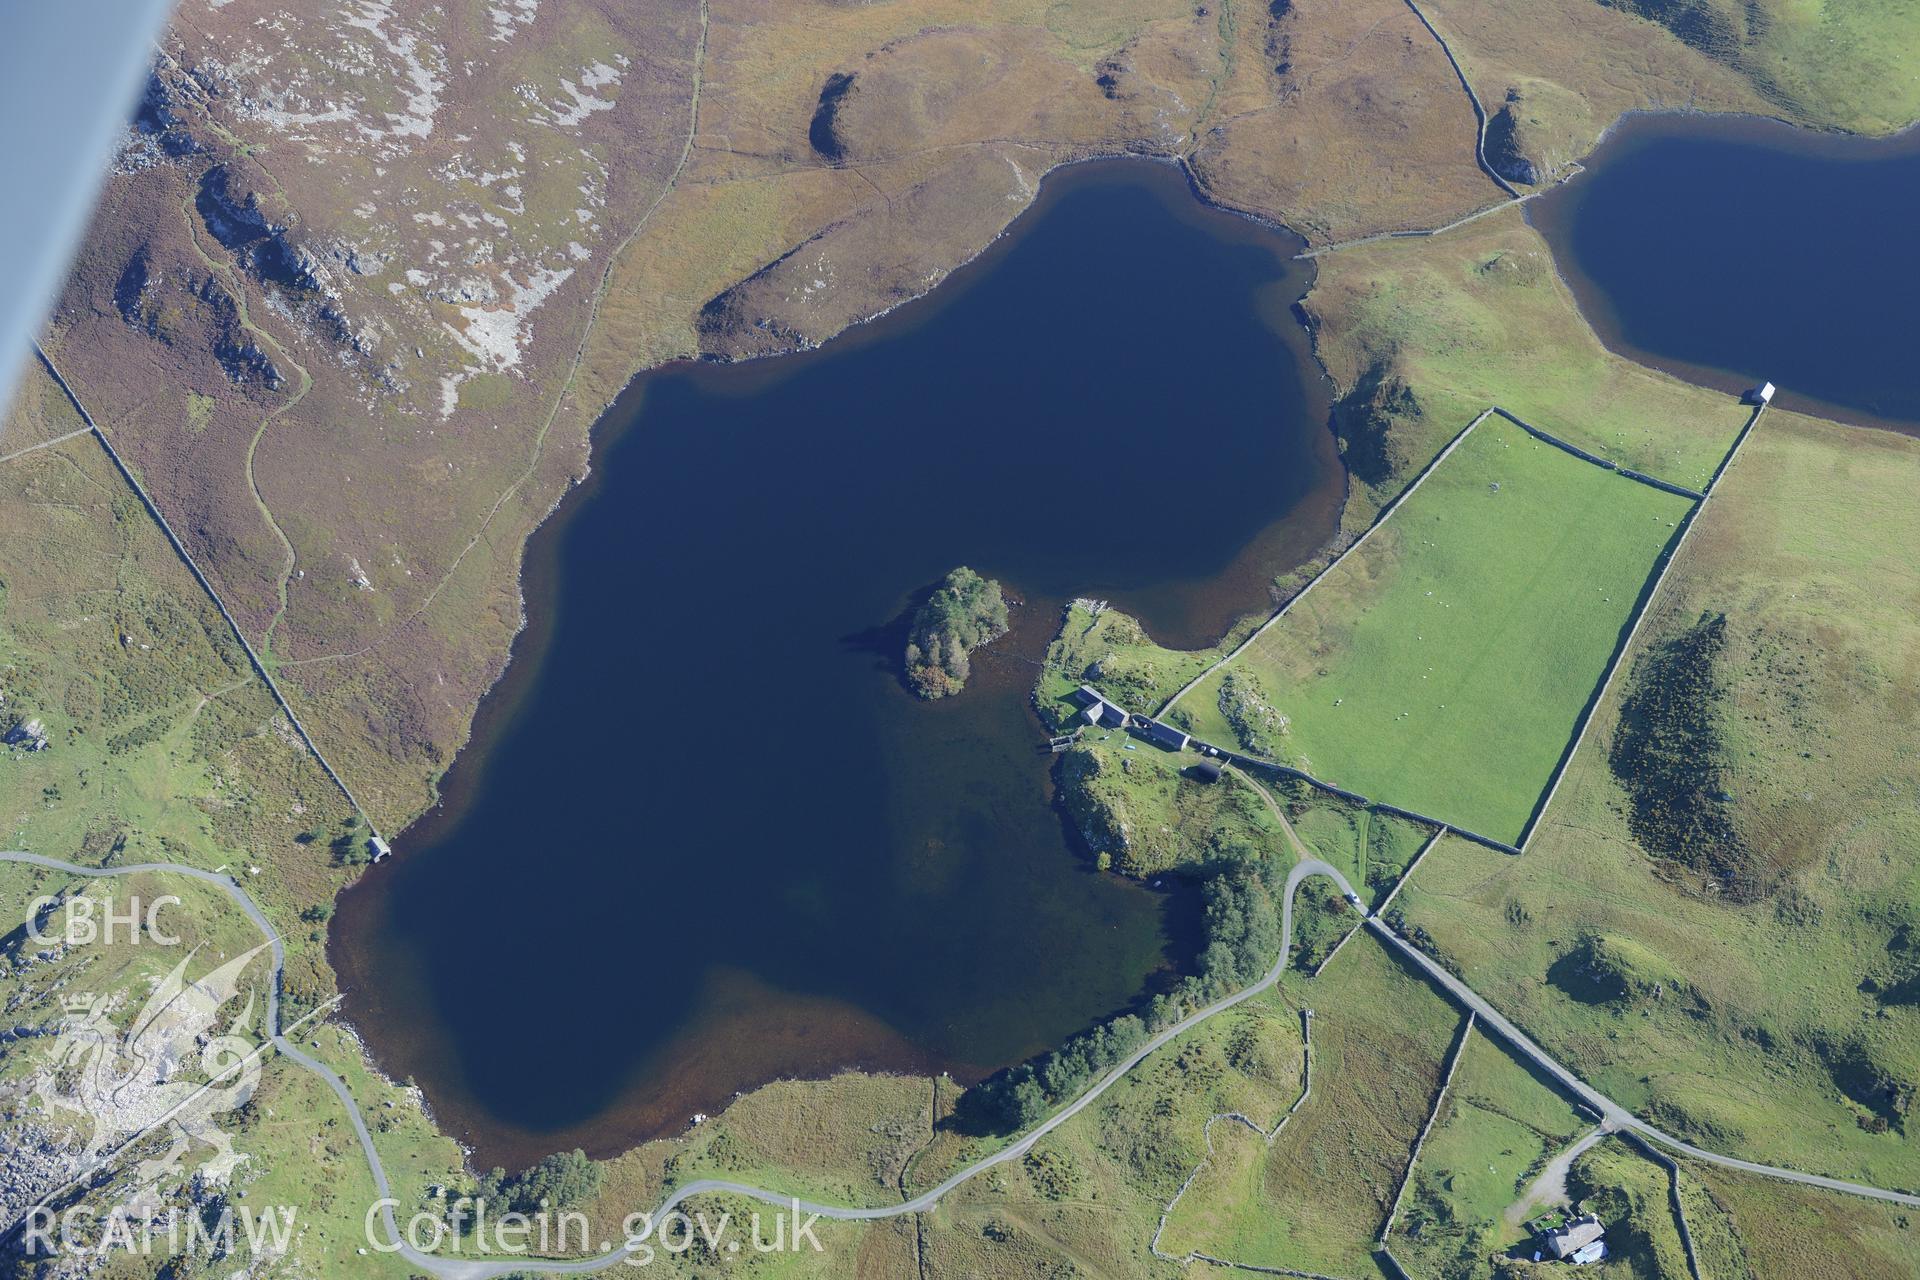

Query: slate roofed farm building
[[1138, 718, 1190, 752], [1079, 699, 1127, 728], [1544, 1214, 1607, 1264], [1189, 757, 1224, 783]]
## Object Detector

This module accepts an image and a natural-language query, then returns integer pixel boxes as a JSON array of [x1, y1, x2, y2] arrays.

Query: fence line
[[32, 342, 382, 843], [1293, 194, 1532, 260], [1492, 407, 1706, 499], [1618, 1131, 1706, 1280], [1151, 394, 1759, 857], [1313, 826, 1449, 977], [1152, 1009, 1320, 1269], [1397, 0, 1520, 198], [1375, 827, 1448, 915], [1374, 1244, 1418, 1280], [1519, 403, 1768, 850], [1232, 755, 1520, 855], [1159, 409, 1494, 719], [0, 426, 94, 466], [1379, 1012, 1476, 1245]]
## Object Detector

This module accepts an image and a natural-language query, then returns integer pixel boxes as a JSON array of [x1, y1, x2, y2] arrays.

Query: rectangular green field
[[1179, 414, 1696, 842]]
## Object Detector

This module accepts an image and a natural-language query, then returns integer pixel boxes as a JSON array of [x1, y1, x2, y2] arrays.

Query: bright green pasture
[[1180, 416, 1694, 842], [1157, 935, 1461, 1275], [1392, 1026, 1591, 1276]]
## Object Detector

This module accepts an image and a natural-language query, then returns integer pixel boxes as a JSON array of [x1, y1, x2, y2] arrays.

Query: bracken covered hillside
[[22, 0, 1912, 834]]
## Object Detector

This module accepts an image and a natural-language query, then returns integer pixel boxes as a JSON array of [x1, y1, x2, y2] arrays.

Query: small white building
[[1746, 380, 1776, 405], [368, 835, 393, 861]]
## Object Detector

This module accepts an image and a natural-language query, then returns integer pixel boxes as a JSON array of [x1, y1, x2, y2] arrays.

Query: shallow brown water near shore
[[330, 159, 1342, 1170]]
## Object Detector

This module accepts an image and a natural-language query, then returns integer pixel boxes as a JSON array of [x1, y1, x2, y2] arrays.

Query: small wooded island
[[905, 566, 1009, 698]]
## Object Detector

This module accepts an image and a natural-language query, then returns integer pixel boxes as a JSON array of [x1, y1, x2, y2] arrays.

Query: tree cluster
[[1608, 611, 1760, 898], [472, 1148, 604, 1214], [905, 567, 1009, 699], [955, 859, 1287, 1135]]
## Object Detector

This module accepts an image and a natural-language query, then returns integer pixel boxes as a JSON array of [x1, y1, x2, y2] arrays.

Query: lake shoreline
[[1530, 110, 1920, 437], [329, 156, 1347, 1171], [368, 149, 1336, 846]]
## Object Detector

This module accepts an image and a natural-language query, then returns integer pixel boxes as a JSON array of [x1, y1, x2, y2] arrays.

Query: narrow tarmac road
[[3, 840, 1911, 1280]]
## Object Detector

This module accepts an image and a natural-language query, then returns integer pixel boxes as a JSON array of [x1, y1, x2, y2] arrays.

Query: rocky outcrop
[[809, 72, 857, 164], [114, 246, 162, 338], [697, 146, 1040, 361], [1607, 0, 1748, 61], [1815, 1033, 1915, 1134], [196, 275, 283, 387], [195, 166, 318, 295], [1602, 0, 1789, 106], [1216, 670, 1289, 759], [1549, 932, 1691, 1006], [695, 251, 814, 360], [1265, 0, 1296, 78], [1331, 360, 1421, 487], [1485, 91, 1540, 186], [1057, 745, 1135, 866]]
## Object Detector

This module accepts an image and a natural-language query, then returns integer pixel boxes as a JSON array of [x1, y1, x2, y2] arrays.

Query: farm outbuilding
[[1544, 1214, 1607, 1264], [1137, 718, 1189, 752]]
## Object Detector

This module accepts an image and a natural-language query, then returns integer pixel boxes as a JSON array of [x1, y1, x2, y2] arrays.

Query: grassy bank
[[1308, 208, 1753, 514], [1389, 1025, 1590, 1276], [1157, 934, 1462, 1274], [1393, 409, 1920, 1188]]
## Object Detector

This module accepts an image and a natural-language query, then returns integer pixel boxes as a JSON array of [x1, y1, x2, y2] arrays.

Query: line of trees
[[471, 1148, 604, 1214], [954, 859, 1285, 1134]]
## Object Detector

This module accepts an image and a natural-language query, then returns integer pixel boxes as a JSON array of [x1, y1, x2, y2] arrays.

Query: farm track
[[4, 840, 1911, 1280], [7, 7, 1898, 1261]]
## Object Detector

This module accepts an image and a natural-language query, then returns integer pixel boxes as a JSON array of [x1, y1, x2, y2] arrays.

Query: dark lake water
[[330, 159, 1340, 1168], [1532, 113, 1920, 431]]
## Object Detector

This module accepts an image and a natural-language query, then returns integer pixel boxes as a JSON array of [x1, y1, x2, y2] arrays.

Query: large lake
[[1531, 113, 1920, 431], [331, 159, 1339, 1168]]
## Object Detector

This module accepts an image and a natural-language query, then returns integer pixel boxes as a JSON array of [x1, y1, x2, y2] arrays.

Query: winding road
[[3, 841, 1912, 1279], [1363, 915, 1920, 1207]]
